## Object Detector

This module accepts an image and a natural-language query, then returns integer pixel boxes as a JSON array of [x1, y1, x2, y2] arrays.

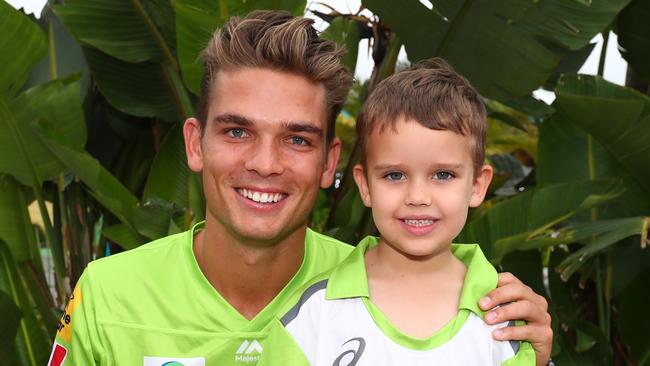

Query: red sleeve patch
[[47, 342, 68, 366]]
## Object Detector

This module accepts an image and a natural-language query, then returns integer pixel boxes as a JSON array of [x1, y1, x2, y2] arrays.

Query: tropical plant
[[0, 0, 648, 364]]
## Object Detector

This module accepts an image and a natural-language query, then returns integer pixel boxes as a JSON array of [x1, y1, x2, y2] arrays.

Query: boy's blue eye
[[434, 171, 454, 180], [228, 128, 246, 138], [385, 172, 405, 181]]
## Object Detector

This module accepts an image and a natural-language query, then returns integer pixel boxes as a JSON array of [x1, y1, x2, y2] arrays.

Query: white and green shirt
[[259, 236, 535, 366], [49, 222, 352, 366]]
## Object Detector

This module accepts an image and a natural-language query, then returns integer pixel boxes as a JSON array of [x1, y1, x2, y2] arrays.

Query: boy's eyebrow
[[373, 163, 464, 171], [282, 121, 323, 137], [212, 113, 253, 127]]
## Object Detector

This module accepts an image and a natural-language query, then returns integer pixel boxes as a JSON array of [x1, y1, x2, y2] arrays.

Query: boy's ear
[[469, 164, 494, 207], [352, 164, 372, 207]]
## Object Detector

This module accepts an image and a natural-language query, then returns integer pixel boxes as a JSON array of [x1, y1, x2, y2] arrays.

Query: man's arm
[[479, 272, 553, 366]]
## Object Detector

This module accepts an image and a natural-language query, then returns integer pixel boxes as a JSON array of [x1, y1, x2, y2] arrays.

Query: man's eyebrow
[[212, 114, 253, 127], [282, 122, 323, 137]]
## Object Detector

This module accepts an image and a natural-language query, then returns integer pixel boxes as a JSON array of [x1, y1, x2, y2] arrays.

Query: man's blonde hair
[[356, 58, 487, 175], [197, 10, 353, 142]]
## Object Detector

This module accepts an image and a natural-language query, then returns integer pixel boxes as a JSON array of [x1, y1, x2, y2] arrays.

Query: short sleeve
[[48, 268, 103, 365]]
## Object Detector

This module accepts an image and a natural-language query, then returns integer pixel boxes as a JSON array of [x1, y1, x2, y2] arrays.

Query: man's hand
[[479, 272, 553, 366]]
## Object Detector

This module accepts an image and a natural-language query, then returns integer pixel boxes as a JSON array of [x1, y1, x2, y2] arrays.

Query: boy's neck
[[365, 238, 467, 339], [367, 238, 461, 277]]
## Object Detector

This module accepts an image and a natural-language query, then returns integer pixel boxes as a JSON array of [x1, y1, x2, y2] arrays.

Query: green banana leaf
[[36, 120, 183, 245], [53, 0, 176, 64], [618, 269, 650, 365], [103, 224, 146, 250], [35, 120, 139, 229], [617, 0, 650, 83], [82, 46, 185, 121], [0, 176, 38, 262], [0, 1, 47, 94], [25, 8, 88, 90], [0, 240, 51, 366], [143, 124, 190, 209], [556, 217, 649, 279], [173, 0, 306, 94], [0, 75, 85, 187], [362, 0, 630, 102], [54, 0, 192, 121], [554, 74, 650, 195], [0, 290, 22, 366], [458, 179, 624, 261], [538, 76, 650, 219]]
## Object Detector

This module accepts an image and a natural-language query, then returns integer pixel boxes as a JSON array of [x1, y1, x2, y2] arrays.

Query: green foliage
[[0, 1, 649, 364], [617, 0, 650, 83], [362, 0, 630, 101]]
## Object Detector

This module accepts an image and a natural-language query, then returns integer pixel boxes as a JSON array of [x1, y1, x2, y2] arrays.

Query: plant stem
[[597, 30, 609, 78], [595, 257, 606, 335]]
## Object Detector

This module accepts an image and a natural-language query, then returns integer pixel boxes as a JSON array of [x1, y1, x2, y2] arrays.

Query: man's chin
[[230, 224, 297, 248]]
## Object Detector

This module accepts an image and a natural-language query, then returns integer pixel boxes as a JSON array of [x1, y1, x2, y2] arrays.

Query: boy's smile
[[353, 117, 492, 259]]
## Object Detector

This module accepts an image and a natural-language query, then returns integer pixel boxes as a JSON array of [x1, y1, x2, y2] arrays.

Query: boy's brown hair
[[356, 58, 487, 175], [197, 10, 353, 142]]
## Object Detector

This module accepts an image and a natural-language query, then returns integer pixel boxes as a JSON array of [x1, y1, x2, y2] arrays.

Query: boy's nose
[[243, 139, 284, 177], [405, 179, 432, 206]]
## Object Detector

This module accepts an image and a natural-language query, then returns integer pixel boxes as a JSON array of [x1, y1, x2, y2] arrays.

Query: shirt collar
[[325, 236, 496, 316]]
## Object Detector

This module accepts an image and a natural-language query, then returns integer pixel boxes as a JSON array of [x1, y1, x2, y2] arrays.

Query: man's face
[[184, 68, 340, 246], [353, 118, 492, 258]]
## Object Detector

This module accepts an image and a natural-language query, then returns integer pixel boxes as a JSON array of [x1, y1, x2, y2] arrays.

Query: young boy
[[258, 58, 535, 365]]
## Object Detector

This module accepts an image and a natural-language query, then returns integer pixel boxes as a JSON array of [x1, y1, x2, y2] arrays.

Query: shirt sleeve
[[48, 268, 103, 365], [501, 341, 536, 366]]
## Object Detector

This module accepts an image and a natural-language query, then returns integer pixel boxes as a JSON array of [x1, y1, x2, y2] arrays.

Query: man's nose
[[243, 138, 284, 177]]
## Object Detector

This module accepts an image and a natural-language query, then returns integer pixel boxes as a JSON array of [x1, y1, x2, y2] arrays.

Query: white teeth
[[237, 189, 283, 203], [403, 219, 434, 227]]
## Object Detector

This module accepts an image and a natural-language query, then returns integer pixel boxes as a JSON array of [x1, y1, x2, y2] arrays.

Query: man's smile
[[236, 188, 287, 204]]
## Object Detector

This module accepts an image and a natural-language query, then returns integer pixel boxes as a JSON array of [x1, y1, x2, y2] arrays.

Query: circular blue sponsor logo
[[161, 362, 185, 366]]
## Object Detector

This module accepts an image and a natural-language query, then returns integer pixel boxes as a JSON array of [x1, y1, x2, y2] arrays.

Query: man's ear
[[469, 164, 494, 207], [320, 137, 342, 188], [352, 164, 372, 207], [184, 117, 204, 172]]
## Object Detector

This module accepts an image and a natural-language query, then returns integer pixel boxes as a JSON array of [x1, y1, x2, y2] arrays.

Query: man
[[49, 10, 552, 366]]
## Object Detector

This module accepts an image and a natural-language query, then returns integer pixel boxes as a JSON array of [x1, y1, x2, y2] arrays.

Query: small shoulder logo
[[234, 339, 263, 363], [57, 285, 82, 343], [332, 337, 365, 366]]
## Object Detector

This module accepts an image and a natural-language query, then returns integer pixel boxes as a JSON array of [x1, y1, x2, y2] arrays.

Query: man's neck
[[193, 220, 306, 320]]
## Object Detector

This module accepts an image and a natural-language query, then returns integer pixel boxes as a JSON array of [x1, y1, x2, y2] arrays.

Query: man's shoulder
[[306, 228, 353, 255], [84, 230, 191, 285]]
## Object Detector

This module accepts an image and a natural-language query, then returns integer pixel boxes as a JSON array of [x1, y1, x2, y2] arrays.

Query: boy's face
[[184, 68, 341, 246], [353, 117, 492, 258]]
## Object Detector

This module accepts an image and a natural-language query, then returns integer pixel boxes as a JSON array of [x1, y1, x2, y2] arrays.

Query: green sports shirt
[[258, 236, 536, 366], [49, 222, 352, 366]]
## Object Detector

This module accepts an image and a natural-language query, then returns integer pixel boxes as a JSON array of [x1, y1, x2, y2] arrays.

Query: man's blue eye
[[434, 171, 453, 180], [290, 136, 307, 145], [386, 172, 404, 181], [229, 128, 245, 138]]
